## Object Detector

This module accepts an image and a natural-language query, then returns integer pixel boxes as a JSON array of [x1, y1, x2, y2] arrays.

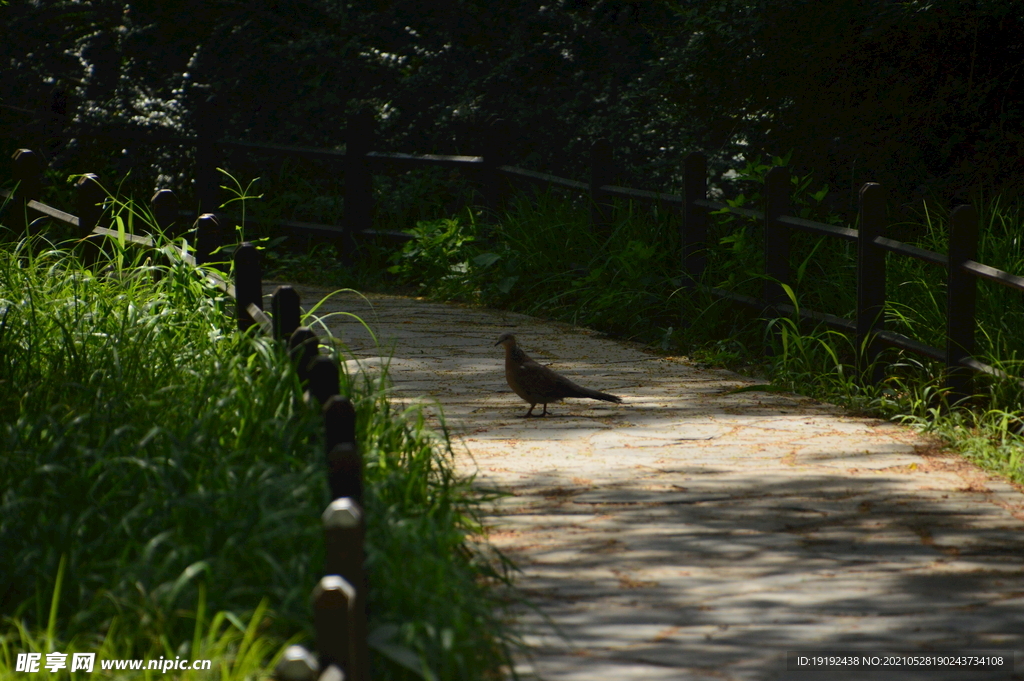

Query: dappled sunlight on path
[[270, 283, 1024, 681]]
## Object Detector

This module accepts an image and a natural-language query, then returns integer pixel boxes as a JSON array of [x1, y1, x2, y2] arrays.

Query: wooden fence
[[488, 150, 1020, 402], [6, 92, 1024, 405], [0, 173, 371, 681]]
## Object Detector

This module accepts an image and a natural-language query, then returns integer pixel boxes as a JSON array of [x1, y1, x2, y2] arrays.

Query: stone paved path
[[270, 283, 1024, 681]]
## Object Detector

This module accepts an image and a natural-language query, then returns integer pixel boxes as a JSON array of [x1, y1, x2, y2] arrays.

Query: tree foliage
[[2, 0, 1023, 206]]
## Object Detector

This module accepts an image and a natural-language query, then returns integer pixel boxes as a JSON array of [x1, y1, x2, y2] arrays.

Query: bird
[[494, 332, 623, 417]]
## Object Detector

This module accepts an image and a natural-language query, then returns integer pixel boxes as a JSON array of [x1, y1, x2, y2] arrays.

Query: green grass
[[2, 557, 294, 681], [0, 190, 519, 680]]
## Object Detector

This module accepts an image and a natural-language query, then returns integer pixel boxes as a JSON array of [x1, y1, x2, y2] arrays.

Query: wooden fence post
[[195, 95, 224, 216], [763, 166, 791, 310], [323, 395, 362, 505], [273, 645, 319, 681], [234, 242, 261, 332], [75, 174, 104, 232], [289, 326, 318, 384], [272, 285, 301, 341], [589, 138, 614, 233], [307, 355, 340, 405], [343, 111, 374, 262], [312, 576, 356, 678], [945, 204, 979, 403], [322, 498, 369, 681], [856, 182, 887, 384], [480, 117, 509, 218], [11, 149, 43, 232], [316, 666, 343, 681], [193, 213, 222, 266], [323, 499, 364, 601], [762, 166, 791, 356], [322, 395, 368, 681], [681, 152, 707, 286], [151, 189, 180, 239], [75, 174, 105, 266]]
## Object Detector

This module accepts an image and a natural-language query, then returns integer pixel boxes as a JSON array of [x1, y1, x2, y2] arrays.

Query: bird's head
[[494, 332, 517, 348]]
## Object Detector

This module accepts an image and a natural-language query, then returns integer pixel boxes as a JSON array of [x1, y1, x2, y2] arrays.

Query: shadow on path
[[272, 285, 1024, 681]]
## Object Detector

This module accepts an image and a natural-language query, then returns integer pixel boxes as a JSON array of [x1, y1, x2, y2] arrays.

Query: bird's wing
[[519, 359, 586, 400]]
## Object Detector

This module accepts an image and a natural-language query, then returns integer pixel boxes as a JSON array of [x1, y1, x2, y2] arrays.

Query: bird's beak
[[494, 340, 501, 346]]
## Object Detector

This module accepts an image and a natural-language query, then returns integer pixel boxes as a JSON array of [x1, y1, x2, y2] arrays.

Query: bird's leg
[[521, 404, 536, 418], [541, 403, 549, 416]]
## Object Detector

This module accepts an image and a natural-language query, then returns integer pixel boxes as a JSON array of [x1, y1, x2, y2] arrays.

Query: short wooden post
[[322, 498, 369, 681], [11, 149, 43, 232], [480, 117, 509, 218], [289, 327, 319, 384], [681, 152, 707, 286], [322, 395, 367, 681], [272, 285, 301, 341], [323, 499, 364, 604], [343, 111, 373, 262], [589, 138, 614, 233], [273, 645, 319, 681], [317, 666, 344, 681], [76, 174, 104, 232], [151, 189, 180, 239], [11, 149, 43, 203], [312, 576, 356, 677], [763, 166, 791, 310], [856, 183, 887, 384], [76, 174, 106, 266], [945, 204, 979, 403], [195, 95, 224, 216], [323, 396, 362, 505], [234, 242, 262, 332], [194, 213, 222, 265], [307, 356, 340, 405]]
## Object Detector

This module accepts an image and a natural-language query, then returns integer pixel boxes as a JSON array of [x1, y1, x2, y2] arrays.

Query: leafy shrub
[[388, 214, 480, 299]]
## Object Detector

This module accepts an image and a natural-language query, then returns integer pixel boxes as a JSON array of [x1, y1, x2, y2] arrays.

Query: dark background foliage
[[2, 0, 1023, 214]]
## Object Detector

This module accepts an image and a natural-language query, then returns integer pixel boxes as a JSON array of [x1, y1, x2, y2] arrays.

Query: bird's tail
[[579, 387, 623, 404]]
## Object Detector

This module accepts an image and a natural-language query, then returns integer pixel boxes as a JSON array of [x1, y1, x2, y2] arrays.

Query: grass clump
[[388, 193, 685, 349], [0, 192, 518, 680]]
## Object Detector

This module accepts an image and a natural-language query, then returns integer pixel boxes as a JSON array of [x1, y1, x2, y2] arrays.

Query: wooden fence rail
[[0, 174, 370, 681], [7, 98, 1024, 402]]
